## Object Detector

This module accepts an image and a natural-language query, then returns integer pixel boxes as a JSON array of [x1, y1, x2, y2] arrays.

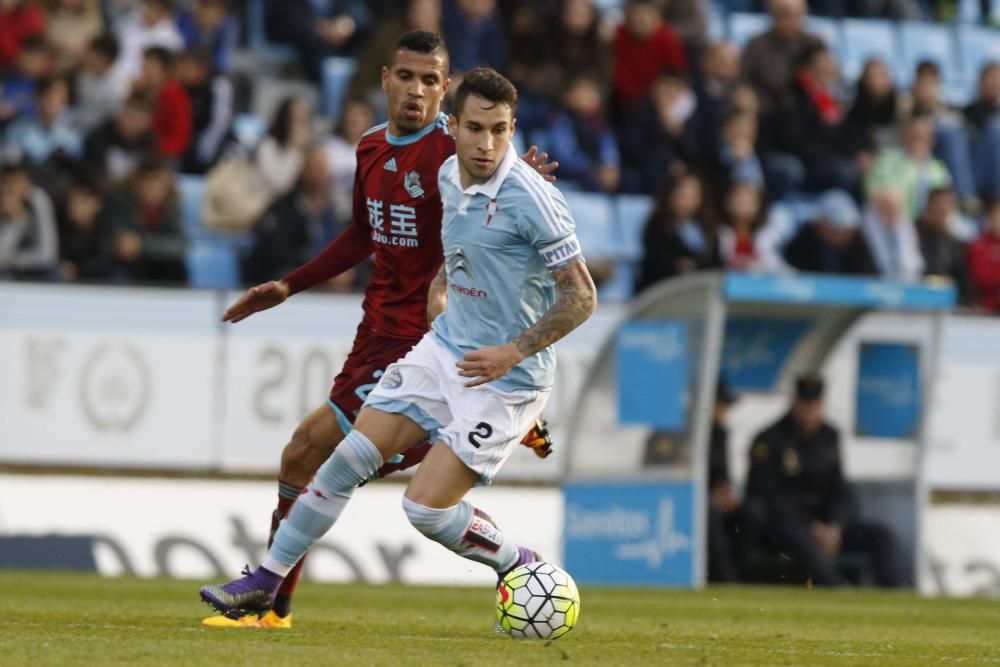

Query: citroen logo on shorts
[[382, 367, 403, 390]]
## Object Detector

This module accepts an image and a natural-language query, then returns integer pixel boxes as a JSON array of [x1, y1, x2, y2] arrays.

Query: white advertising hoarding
[[0, 474, 562, 586]]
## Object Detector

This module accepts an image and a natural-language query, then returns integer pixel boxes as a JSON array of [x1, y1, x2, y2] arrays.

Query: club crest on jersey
[[382, 367, 403, 390], [485, 198, 499, 226], [404, 170, 425, 198]]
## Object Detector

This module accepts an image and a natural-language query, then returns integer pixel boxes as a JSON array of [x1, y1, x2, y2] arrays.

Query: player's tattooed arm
[[457, 259, 596, 387], [515, 259, 596, 358], [426, 262, 448, 326]]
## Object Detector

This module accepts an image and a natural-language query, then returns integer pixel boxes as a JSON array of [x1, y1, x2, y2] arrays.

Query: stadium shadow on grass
[[1, 571, 999, 666]]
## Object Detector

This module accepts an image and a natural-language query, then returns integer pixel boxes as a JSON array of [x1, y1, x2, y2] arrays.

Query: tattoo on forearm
[[515, 262, 596, 359]]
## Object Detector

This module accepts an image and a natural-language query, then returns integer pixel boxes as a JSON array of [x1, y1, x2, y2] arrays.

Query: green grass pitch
[[2, 571, 999, 666]]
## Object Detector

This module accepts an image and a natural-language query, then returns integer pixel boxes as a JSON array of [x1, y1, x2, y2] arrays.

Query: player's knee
[[402, 495, 454, 541]]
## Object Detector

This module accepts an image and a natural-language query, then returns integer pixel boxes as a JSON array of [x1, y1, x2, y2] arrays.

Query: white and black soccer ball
[[496, 561, 580, 639]]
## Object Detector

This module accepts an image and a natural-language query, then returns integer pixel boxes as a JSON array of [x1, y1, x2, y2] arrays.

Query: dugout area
[[562, 272, 955, 589]]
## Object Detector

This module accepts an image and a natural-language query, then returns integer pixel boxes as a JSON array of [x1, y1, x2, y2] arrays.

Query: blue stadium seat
[[805, 16, 843, 61], [231, 113, 266, 149], [322, 56, 359, 123], [186, 240, 240, 289], [613, 194, 654, 262], [897, 22, 959, 89], [562, 191, 615, 258], [246, 0, 296, 67], [727, 12, 770, 49], [841, 19, 898, 83], [176, 175, 207, 238], [957, 25, 1000, 93]]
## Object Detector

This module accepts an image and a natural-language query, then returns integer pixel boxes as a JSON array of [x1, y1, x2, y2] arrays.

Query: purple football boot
[[199, 566, 283, 614]]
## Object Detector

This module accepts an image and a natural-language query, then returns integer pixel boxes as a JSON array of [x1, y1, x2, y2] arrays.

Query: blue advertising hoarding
[[856, 342, 922, 439], [563, 481, 695, 586], [616, 320, 688, 430], [721, 317, 811, 391]]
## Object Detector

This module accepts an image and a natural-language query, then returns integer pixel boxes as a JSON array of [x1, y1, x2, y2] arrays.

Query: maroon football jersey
[[352, 113, 455, 339]]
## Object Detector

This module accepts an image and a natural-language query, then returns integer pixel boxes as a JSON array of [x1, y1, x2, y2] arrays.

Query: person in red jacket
[[0, 0, 45, 71], [968, 200, 1000, 313], [134, 46, 191, 159], [613, 0, 687, 110]]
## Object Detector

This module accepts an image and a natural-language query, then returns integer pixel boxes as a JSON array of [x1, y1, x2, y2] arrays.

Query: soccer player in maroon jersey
[[202, 31, 555, 628]]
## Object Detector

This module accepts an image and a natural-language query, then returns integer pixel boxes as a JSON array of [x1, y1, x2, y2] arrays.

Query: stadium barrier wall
[[1, 282, 998, 489]]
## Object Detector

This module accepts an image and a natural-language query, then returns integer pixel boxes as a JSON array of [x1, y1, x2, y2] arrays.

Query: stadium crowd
[[2, 0, 1000, 311]]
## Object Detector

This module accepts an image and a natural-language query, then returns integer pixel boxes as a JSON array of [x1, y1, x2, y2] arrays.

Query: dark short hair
[[396, 30, 447, 57], [453, 67, 517, 118], [123, 91, 154, 112], [70, 170, 106, 198], [145, 0, 174, 11], [135, 155, 172, 177], [89, 33, 120, 62], [144, 46, 175, 68], [35, 76, 67, 97], [916, 60, 940, 79], [21, 34, 50, 53], [795, 374, 825, 401]]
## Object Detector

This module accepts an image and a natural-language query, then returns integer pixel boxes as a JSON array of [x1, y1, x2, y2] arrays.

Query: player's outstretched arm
[[222, 280, 291, 323], [521, 145, 559, 183], [426, 263, 448, 326], [457, 259, 596, 387]]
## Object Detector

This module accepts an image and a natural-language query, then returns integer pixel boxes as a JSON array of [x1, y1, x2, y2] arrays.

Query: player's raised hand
[[521, 146, 559, 183], [222, 280, 291, 323], [457, 343, 525, 388]]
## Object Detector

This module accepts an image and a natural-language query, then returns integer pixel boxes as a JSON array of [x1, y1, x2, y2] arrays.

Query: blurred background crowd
[[2, 0, 1000, 311]]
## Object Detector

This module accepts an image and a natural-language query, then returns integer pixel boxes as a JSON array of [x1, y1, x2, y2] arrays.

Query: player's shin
[[263, 431, 383, 575], [401, 496, 521, 574]]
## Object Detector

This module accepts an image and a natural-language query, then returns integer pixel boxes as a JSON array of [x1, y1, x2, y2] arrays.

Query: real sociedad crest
[[404, 170, 425, 198]]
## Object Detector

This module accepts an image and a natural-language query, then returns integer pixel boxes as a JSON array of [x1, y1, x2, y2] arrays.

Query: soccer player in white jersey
[[199, 68, 596, 615]]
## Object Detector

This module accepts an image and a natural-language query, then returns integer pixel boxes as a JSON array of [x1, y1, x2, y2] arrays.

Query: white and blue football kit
[[365, 144, 583, 483]]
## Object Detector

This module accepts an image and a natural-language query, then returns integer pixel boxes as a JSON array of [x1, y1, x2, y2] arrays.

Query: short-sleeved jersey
[[432, 145, 583, 392], [353, 112, 455, 339]]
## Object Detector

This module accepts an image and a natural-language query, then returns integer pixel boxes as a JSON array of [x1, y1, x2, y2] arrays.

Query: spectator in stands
[[900, 61, 978, 213], [113, 0, 184, 85], [782, 189, 877, 275], [0, 161, 57, 279], [243, 145, 349, 287], [441, 0, 506, 75], [75, 34, 127, 135], [843, 59, 898, 156], [0, 0, 45, 72], [135, 46, 192, 160], [917, 187, 972, 303], [635, 170, 719, 293], [43, 0, 103, 74], [811, 0, 919, 19], [741, 0, 823, 118], [718, 181, 765, 271], [769, 45, 859, 198], [747, 374, 906, 588], [866, 114, 951, 220], [266, 0, 370, 82], [968, 199, 1000, 314], [685, 42, 742, 166], [703, 109, 765, 200], [966, 64, 1000, 201], [326, 98, 373, 221], [664, 0, 708, 54], [176, 0, 238, 74], [256, 96, 313, 201], [612, 0, 687, 111], [548, 0, 611, 93], [57, 170, 116, 281], [0, 34, 51, 126], [618, 74, 695, 193], [83, 92, 158, 183], [707, 378, 742, 583], [862, 184, 925, 282], [176, 49, 233, 174], [2, 75, 81, 165], [349, 0, 440, 113], [538, 75, 620, 193], [105, 156, 187, 284]]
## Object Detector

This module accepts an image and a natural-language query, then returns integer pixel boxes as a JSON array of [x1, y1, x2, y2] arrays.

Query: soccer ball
[[496, 561, 580, 639]]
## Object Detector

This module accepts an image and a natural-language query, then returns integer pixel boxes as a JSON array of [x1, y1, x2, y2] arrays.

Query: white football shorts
[[364, 333, 549, 485]]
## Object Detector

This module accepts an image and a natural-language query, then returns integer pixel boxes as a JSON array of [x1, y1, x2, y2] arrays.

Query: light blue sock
[[262, 431, 382, 575], [401, 496, 519, 572]]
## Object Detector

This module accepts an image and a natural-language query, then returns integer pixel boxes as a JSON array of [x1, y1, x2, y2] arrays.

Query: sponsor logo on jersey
[[404, 170, 425, 198], [384, 157, 398, 172], [446, 248, 473, 281]]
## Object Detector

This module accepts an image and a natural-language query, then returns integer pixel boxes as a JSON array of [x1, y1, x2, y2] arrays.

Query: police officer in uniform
[[746, 374, 905, 587], [707, 378, 742, 582]]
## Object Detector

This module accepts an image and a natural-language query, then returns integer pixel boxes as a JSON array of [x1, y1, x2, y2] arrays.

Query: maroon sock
[[270, 480, 304, 618]]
